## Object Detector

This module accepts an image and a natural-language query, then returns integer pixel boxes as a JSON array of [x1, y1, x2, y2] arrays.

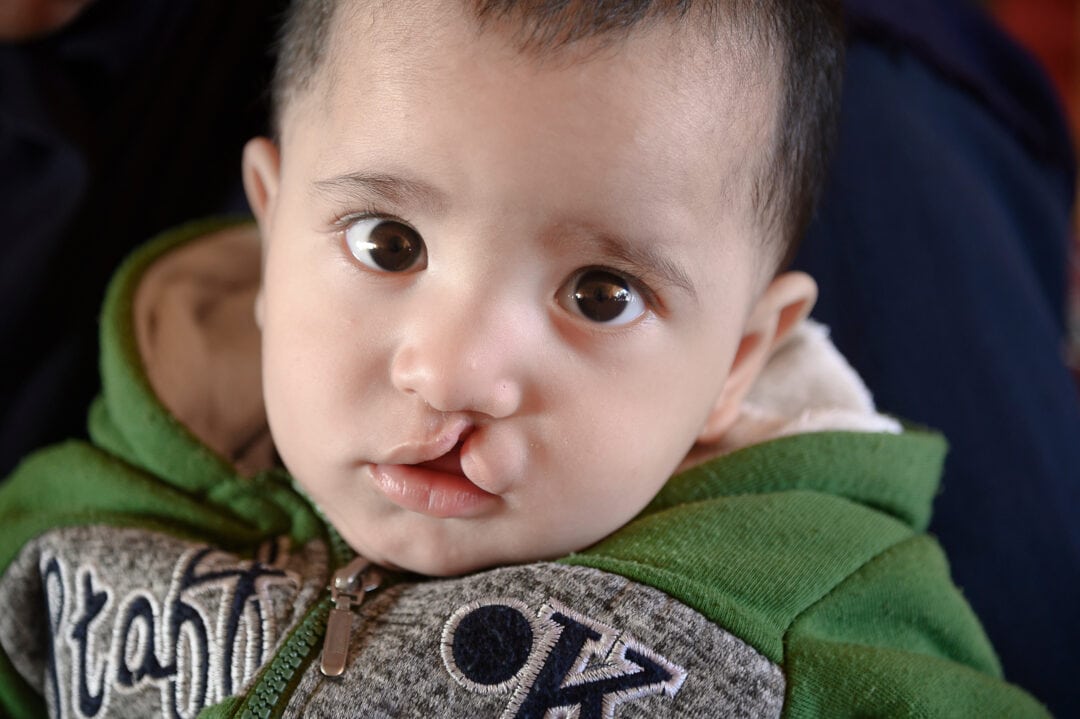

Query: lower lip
[[369, 464, 499, 518]]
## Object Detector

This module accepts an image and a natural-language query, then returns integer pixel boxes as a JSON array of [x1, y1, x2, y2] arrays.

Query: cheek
[[260, 249, 377, 456], [262, 230, 382, 370], [552, 356, 721, 497], [260, 316, 330, 475]]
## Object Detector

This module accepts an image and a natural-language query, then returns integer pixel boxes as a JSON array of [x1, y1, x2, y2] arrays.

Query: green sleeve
[[782, 535, 1050, 718], [0, 643, 44, 719]]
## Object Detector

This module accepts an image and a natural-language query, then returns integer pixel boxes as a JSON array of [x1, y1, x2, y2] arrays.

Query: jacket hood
[[93, 218, 271, 492]]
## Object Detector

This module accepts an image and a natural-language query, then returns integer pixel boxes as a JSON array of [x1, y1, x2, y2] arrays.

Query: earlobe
[[696, 271, 818, 443], [242, 137, 282, 230], [254, 288, 265, 329], [243, 138, 280, 331]]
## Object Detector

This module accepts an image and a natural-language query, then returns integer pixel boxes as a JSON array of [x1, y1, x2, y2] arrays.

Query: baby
[[242, 0, 826, 578], [0, 0, 1049, 716]]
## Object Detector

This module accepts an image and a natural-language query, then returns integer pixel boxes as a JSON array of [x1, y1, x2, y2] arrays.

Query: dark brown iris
[[365, 220, 423, 272], [573, 270, 632, 323]]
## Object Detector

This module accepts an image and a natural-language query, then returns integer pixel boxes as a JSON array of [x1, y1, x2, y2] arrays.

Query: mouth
[[369, 435, 499, 518]]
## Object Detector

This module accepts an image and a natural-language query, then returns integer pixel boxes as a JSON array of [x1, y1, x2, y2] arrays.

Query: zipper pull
[[320, 556, 382, 677]]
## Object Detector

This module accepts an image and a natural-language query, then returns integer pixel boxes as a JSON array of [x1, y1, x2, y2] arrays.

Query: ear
[[242, 137, 281, 231], [697, 271, 818, 443], [242, 138, 281, 329]]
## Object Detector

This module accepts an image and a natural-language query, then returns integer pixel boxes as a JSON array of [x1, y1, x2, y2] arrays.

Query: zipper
[[236, 598, 333, 719], [231, 528, 384, 718], [319, 556, 383, 676]]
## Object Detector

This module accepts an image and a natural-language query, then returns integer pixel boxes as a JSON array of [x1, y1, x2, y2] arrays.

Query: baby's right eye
[[345, 217, 427, 273]]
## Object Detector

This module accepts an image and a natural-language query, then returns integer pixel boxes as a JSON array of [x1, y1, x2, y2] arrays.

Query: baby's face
[[248, 2, 781, 575]]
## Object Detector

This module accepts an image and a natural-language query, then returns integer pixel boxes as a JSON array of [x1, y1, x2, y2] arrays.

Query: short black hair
[[271, 0, 845, 267]]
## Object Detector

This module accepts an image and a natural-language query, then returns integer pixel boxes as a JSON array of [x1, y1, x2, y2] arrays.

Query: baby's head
[[242, 0, 844, 575]]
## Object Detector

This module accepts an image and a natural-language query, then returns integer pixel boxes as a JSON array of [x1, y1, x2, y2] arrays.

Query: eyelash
[[330, 207, 404, 232], [574, 264, 663, 315]]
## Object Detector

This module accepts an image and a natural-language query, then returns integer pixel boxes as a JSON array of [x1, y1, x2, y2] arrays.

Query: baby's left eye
[[558, 269, 647, 326]]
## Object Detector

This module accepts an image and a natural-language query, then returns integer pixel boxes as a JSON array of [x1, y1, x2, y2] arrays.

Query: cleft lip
[[415, 440, 467, 477], [379, 414, 474, 467]]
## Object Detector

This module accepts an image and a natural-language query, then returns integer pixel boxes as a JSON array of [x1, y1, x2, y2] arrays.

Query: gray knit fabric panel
[[0, 526, 329, 719], [284, 563, 785, 718]]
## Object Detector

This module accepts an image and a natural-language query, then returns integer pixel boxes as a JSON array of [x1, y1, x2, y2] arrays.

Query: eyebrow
[[588, 233, 698, 303], [311, 172, 448, 213]]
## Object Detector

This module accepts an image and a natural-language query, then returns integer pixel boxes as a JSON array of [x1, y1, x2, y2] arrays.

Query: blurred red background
[[994, 0, 1078, 135], [993, 0, 1080, 129]]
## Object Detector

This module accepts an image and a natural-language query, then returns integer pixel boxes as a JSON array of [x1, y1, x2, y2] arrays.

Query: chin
[[396, 552, 492, 578], [379, 543, 525, 578], [355, 526, 570, 577], [355, 541, 461, 577]]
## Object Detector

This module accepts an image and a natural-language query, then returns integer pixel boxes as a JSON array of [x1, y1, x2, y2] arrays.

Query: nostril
[[389, 345, 428, 397]]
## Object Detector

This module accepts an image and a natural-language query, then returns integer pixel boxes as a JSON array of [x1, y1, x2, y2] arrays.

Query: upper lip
[[378, 415, 474, 466]]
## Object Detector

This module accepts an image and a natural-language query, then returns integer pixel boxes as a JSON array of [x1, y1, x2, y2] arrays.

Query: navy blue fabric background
[[796, 1, 1079, 712], [0, 0, 283, 473], [1, 0, 1076, 713]]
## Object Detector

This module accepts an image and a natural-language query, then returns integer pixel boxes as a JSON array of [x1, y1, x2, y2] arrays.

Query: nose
[[390, 293, 527, 419]]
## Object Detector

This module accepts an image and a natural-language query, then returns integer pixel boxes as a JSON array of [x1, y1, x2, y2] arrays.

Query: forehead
[[282, 0, 780, 270], [287, 1, 777, 149]]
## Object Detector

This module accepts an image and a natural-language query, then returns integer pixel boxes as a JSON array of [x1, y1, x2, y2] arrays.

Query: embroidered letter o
[[440, 599, 537, 695]]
